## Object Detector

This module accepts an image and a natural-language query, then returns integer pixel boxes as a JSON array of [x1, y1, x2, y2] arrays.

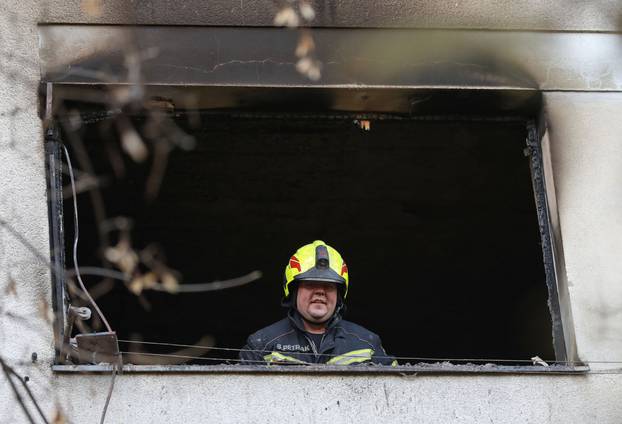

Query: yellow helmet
[[283, 240, 349, 299]]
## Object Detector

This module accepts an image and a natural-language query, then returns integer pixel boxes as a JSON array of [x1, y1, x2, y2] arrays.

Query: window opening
[[47, 94, 565, 370]]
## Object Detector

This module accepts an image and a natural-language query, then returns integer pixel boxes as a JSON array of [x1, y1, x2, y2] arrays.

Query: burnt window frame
[[42, 85, 583, 374]]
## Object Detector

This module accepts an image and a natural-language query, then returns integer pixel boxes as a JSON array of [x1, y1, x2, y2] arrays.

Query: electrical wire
[[117, 352, 622, 375], [62, 144, 112, 333], [120, 352, 268, 365], [121, 351, 526, 367], [64, 143, 118, 424], [117, 339, 622, 366], [99, 363, 117, 424]]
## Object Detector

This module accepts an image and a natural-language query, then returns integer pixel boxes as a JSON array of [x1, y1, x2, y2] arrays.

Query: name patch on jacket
[[276, 343, 310, 352]]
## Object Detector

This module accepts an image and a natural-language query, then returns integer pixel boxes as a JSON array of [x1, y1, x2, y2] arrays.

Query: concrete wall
[[1, 1, 622, 423], [0, 2, 58, 422], [51, 373, 621, 424], [545, 92, 622, 368]]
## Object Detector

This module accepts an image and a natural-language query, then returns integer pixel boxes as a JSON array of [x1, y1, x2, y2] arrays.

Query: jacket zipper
[[305, 335, 318, 357], [304, 334, 326, 363]]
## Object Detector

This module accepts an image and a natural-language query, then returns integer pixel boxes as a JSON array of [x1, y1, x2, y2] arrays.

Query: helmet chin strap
[[281, 285, 298, 308]]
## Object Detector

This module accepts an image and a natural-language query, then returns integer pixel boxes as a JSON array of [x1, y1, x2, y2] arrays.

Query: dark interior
[[63, 106, 555, 365]]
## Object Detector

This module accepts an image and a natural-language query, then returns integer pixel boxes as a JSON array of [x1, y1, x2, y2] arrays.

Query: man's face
[[296, 280, 338, 325]]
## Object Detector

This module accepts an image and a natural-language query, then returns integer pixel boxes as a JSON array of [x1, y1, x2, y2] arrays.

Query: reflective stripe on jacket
[[240, 310, 396, 366]]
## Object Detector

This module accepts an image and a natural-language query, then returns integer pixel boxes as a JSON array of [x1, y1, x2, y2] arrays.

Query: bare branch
[[0, 357, 37, 424], [153, 271, 263, 293], [4, 364, 50, 424], [66, 267, 263, 294]]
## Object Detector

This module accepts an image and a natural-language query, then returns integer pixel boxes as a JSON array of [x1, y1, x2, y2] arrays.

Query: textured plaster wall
[[1, 1, 622, 423], [0, 0, 59, 421], [51, 373, 621, 424]]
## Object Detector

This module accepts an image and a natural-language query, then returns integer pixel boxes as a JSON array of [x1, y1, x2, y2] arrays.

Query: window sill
[[52, 364, 589, 375]]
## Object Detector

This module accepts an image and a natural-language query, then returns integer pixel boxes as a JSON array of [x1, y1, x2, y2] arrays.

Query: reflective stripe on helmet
[[325, 349, 373, 365], [284, 240, 349, 299]]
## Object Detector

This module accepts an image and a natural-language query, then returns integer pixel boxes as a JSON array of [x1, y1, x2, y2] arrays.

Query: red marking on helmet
[[341, 262, 348, 276], [289, 256, 301, 272]]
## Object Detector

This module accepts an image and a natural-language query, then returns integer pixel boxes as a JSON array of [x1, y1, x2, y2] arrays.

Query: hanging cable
[[63, 141, 118, 424], [117, 339, 622, 365], [62, 144, 112, 333], [120, 352, 268, 365], [99, 363, 117, 424]]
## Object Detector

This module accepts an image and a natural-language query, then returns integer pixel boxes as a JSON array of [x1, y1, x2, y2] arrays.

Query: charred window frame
[[525, 121, 571, 365], [38, 23, 604, 374], [41, 84, 583, 374], [45, 122, 69, 364]]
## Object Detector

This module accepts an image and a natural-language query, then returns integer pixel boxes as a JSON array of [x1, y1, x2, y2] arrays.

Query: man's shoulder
[[245, 317, 295, 348], [335, 320, 395, 365], [334, 319, 381, 343]]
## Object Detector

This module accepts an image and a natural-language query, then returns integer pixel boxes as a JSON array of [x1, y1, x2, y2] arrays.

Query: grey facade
[[1, 1, 622, 422]]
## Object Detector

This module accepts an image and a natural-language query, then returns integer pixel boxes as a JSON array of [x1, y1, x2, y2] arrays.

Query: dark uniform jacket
[[239, 309, 396, 366]]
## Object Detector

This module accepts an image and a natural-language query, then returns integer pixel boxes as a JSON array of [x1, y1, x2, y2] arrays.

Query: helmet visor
[[294, 266, 346, 286]]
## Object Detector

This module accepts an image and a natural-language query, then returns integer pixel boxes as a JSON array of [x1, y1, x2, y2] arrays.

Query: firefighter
[[240, 240, 396, 366]]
